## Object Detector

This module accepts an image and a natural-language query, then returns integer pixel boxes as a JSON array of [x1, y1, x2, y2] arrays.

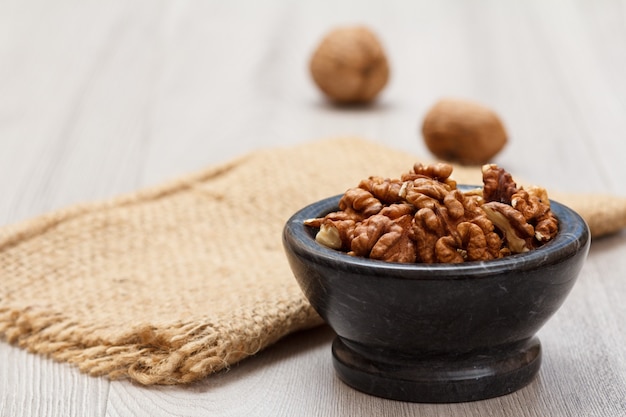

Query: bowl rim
[[283, 187, 590, 280]]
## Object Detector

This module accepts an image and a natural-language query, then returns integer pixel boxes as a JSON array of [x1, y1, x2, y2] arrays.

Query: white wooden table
[[1, 1, 626, 415]]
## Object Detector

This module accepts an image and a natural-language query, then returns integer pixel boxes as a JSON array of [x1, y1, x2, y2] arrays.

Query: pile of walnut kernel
[[304, 163, 559, 264]]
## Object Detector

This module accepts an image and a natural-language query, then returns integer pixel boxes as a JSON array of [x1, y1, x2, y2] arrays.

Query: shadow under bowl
[[283, 191, 590, 403]]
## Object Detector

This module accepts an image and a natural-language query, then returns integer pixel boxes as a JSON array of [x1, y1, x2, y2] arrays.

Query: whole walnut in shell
[[422, 98, 508, 165], [309, 26, 389, 104]]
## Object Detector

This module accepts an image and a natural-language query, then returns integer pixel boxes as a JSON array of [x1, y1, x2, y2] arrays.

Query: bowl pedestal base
[[332, 336, 542, 403]]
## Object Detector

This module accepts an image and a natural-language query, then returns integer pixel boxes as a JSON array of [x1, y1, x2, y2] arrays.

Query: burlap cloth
[[1, 137, 625, 385]]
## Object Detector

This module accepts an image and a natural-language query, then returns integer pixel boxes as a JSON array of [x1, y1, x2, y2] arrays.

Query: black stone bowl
[[283, 190, 590, 403]]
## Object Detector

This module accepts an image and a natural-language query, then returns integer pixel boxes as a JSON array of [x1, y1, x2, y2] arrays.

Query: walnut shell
[[422, 98, 508, 165], [309, 26, 389, 104]]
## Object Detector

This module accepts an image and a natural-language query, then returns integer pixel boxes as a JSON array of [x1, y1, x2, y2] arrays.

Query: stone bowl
[[282, 191, 590, 403]]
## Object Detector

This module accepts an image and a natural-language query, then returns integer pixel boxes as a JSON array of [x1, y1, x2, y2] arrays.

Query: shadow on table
[[308, 98, 397, 113], [186, 324, 335, 393], [588, 228, 626, 255]]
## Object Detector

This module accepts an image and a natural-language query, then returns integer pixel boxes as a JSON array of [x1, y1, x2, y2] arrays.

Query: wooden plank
[[1, 0, 625, 416], [0, 343, 108, 417]]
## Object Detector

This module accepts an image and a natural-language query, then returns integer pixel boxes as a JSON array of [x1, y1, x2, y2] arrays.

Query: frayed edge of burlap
[[0, 300, 324, 385]]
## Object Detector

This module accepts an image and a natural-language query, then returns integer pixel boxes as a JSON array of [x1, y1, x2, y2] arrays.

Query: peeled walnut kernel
[[339, 187, 383, 216], [350, 214, 392, 258], [351, 214, 416, 263], [482, 164, 517, 204], [370, 215, 416, 263], [315, 223, 343, 250], [358, 177, 404, 204], [401, 162, 454, 183], [379, 203, 414, 219], [306, 211, 360, 252], [412, 207, 446, 263], [482, 202, 534, 253], [422, 98, 508, 165], [309, 26, 389, 104], [511, 188, 558, 242], [304, 163, 557, 264], [436, 222, 490, 263]]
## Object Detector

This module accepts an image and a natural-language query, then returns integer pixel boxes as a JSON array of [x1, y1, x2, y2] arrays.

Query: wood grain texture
[[1, 0, 625, 416]]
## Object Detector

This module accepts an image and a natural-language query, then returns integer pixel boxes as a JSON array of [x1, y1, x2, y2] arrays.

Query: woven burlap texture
[[1, 137, 625, 385]]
